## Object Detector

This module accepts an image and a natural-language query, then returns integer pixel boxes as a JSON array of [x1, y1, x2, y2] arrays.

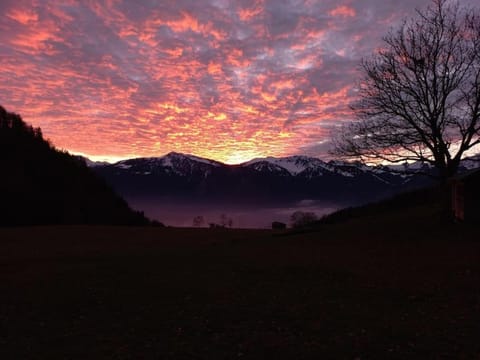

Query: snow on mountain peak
[[109, 152, 224, 177], [100, 152, 480, 181], [162, 152, 222, 167], [243, 155, 330, 175], [115, 162, 133, 169]]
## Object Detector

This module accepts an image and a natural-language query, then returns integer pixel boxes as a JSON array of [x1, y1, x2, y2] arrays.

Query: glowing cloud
[[2, 0, 475, 163], [329, 5, 356, 18]]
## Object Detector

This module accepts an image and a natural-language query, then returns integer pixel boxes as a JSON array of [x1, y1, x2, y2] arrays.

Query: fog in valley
[[127, 198, 344, 229]]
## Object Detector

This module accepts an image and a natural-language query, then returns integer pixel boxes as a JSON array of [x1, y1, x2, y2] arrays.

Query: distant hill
[[0, 106, 153, 226], [93, 152, 434, 205]]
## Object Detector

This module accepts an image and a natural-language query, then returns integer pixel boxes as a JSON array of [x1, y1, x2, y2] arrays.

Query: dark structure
[[272, 221, 287, 230], [451, 169, 480, 222]]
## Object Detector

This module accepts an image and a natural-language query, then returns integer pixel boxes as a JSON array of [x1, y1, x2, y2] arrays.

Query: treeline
[[0, 106, 157, 226]]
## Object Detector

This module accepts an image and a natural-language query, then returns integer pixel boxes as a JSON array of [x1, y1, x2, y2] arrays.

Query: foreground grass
[[1, 211, 479, 359]]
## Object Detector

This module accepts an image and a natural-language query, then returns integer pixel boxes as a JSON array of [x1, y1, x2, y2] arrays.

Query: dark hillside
[[313, 184, 450, 227], [0, 106, 151, 226]]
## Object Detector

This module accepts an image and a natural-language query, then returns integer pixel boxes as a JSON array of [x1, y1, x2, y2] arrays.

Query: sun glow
[[223, 151, 263, 165]]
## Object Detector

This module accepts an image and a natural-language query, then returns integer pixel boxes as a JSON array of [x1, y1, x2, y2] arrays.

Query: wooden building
[[451, 168, 480, 222]]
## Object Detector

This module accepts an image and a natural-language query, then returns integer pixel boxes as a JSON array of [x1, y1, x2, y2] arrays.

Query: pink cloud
[[6, 8, 38, 24], [329, 5, 356, 18], [1, 0, 470, 163]]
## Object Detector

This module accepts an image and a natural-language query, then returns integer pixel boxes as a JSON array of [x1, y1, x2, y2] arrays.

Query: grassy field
[[1, 207, 479, 359]]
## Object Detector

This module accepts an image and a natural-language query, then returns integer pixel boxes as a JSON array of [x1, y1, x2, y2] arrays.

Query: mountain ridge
[[89, 151, 480, 177], [91, 151, 446, 206]]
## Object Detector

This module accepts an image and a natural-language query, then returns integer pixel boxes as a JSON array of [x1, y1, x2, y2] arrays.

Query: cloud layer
[[1, 0, 473, 163]]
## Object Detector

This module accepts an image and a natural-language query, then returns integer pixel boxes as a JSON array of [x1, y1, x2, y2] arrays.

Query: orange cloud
[[226, 48, 250, 68], [329, 5, 356, 18], [207, 61, 223, 75], [7, 8, 38, 24], [261, 92, 276, 102], [1, 0, 411, 164], [167, 12, 200, 33], [238, 6, 263, 22]]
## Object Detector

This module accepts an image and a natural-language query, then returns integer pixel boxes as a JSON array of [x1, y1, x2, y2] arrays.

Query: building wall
[[464, 173, 480, 222]]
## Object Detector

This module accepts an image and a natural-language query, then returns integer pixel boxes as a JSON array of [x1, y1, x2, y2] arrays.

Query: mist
[[127, 198, 343, 229]]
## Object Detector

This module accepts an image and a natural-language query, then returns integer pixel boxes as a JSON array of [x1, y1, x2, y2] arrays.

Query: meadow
[[1, 206, 479, 359]]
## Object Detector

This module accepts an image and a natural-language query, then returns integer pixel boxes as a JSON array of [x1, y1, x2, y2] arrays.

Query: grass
[[1, 207, 479, 359]]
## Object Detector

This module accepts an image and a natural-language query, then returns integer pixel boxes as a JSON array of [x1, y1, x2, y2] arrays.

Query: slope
[[0, 106, 152, 226]]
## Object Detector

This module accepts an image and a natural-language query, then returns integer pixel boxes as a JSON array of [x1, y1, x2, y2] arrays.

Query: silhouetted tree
[[290, 211, 317, 229], [219, 213, 233, 228], [332, 0, 480, 180], [193, 215, 205, 227]]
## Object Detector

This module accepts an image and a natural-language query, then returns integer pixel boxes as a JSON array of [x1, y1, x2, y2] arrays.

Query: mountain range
[[89, 152, 474, 206]]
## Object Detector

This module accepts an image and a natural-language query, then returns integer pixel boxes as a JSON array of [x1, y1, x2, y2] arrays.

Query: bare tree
[[290, 211, 317, 229], [192, 215, 205, 227], [332, 0, 480, 180], [219, 213, 233, 228]]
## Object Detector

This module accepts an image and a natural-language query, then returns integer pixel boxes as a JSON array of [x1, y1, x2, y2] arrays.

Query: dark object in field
[[451, 169, 480, 222], [272, 221, 287, 230]]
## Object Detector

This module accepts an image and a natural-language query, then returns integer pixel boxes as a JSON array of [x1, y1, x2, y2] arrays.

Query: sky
[[1, 0, 476, 164]]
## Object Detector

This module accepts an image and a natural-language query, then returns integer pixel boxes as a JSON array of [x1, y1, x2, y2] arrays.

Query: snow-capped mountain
[[102, 152, 415, 182], [112, 152, 222, 177], [460, 154, 480, 170], [91, 152, 439, 205], [242, 156, 417, 181], [243, 156, 331, 176]]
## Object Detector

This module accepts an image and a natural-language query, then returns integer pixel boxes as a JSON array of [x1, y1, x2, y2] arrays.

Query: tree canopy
[[332, 0, 480, 179]]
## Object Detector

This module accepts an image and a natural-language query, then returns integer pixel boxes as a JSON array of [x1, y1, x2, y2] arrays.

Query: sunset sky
[[2, 0, 477, 164]]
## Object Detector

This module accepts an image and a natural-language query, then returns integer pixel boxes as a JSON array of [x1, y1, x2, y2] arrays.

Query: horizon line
[[72, 150, 337, 165]]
